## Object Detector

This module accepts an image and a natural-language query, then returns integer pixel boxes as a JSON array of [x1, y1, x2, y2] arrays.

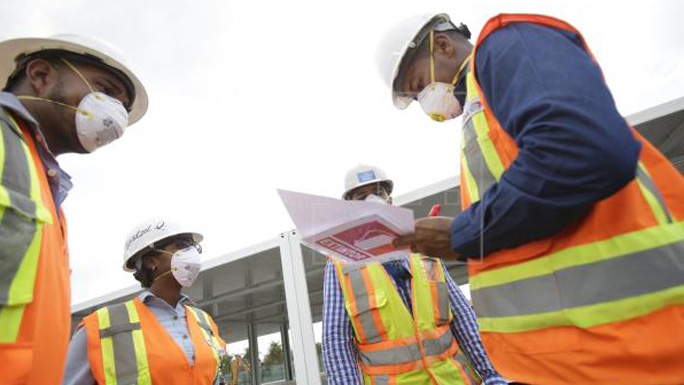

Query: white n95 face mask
[[416, 29, 470, 123], [417, 82, 462, 122], [365, 193, 390, 205], [75, 91, 128, 152], [16, 58, 129, 153], [170, 246, 202, 287]]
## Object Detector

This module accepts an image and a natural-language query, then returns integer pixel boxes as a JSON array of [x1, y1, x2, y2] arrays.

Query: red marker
[[428, 205, 442, 217]]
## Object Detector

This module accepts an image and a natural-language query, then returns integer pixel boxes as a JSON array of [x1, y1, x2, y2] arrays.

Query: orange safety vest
[[461, 14, 684, 385], [0, 106, 71, 384], [333, 255, 481, 384], [83, 297, 225, 385]]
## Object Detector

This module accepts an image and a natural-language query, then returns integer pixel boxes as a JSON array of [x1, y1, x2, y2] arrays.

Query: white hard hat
[[375, 13, 453, 110], [343, 164, 394, 200], [0, 34, 148, 125], [122, 219, 203, 272]]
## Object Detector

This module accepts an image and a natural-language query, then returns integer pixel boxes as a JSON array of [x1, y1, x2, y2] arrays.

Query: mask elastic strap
[[451, 53, 472, 86], [153, 269, 173, 281], [15, 95, 91, 117], [61, 58, 95, 93], [430, 28, 471, 87]]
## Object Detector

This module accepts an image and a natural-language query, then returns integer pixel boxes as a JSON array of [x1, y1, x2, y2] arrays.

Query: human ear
[[25, 59, 60, 96]]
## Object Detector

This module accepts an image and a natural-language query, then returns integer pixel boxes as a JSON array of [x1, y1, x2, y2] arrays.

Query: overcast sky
[[2, 0, 682, 304]]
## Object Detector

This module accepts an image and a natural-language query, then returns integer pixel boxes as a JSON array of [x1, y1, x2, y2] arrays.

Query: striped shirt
[[322, 257, 506, 385]]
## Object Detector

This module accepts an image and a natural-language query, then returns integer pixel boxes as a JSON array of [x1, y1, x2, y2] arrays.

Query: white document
[[278, 189, 415, 262]]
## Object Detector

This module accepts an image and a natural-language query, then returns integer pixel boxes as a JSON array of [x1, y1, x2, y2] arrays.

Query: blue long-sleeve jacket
[[451, 22, 641, 258]]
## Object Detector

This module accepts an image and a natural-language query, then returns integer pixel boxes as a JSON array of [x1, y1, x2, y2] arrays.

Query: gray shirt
[[62, 291, 219, 385]]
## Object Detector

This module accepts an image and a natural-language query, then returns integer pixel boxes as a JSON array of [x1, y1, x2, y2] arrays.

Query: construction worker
[[0, 35, 147, 383], [63, 219, 226, 384], [229, 354, 250, 385], [377, 13, 684, 385], [322, 164, 505, 384]]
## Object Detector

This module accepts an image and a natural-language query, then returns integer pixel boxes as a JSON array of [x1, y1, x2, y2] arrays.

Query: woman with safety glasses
[[63, 219, 226, 385]]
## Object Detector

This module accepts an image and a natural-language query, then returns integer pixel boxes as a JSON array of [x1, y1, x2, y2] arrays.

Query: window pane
[[258, 331, 286, 384]]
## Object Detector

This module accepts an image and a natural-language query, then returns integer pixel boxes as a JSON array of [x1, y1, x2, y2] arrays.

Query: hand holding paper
[[393, 216, 461, 260], [278, 189, 415, 262]]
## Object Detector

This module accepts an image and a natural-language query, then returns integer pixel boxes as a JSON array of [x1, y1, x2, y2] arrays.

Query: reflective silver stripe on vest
[[346, 267, 382, 343], [0, 111, 38, 304], [99, 322, 141, 338], [453, 351, 480, 385], [423, 328, 454, 357], [636, 166, 673, 223], [434, 281, 450, 325], [102, 303, 140, 383], [423, 259, 436, 280], [374, 375, 390, 385], [358, 342, 422, 366], [358, 329, 454, 366], [462, 117, 496, 198], [472, 239, 684, 318]]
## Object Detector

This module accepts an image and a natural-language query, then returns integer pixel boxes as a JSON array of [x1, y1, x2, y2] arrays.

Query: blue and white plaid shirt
[[322, 257, 506, 384]]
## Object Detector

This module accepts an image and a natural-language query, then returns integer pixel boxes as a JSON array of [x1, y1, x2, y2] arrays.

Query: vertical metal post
[[280, 322, 294, 380], [247, 323, 259, 385], [279, 230, 322, 385]]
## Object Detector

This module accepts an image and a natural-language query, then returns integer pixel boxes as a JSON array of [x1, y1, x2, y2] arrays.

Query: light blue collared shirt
[[62, 291, 218, 385]]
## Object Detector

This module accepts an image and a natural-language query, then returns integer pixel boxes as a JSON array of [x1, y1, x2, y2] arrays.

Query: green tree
[[263, 341, 284, 365]]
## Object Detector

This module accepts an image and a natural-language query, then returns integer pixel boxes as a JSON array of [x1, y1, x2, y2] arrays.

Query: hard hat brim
[[122, 231, 203, 272], [342, 179, 394, 200], [0, 37, 148, 125]]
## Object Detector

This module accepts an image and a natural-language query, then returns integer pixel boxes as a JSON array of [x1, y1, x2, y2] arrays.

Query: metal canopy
[[70, 181, 469, 345], [630, 96, 684, 173]]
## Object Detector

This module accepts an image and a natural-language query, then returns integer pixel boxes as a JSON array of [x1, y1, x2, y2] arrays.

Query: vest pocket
[[346, 290, 388, 343]]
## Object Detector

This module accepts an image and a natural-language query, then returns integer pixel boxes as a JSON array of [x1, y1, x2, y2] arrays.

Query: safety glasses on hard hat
[[148, 237, 202, 257]]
